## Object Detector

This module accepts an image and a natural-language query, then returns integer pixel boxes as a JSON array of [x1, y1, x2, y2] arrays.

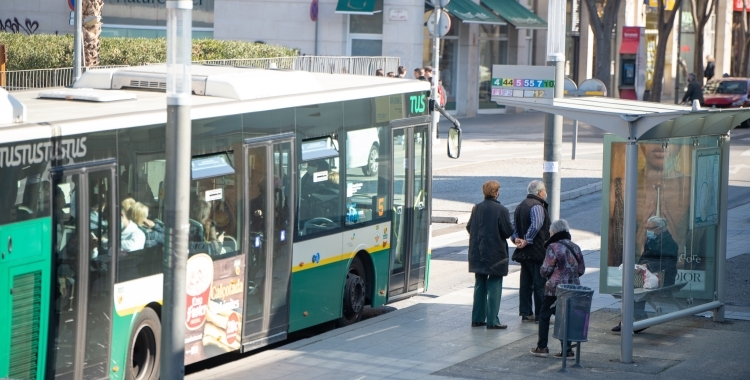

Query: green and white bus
[[0, 64, 459, 380]]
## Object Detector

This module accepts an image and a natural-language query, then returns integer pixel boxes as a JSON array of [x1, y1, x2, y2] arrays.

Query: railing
[[0, 56, 401, 92], [0, 65, 129, 91]]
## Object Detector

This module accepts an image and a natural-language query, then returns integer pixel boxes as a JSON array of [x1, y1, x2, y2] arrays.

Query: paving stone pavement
[[186, 203, 750, 379]]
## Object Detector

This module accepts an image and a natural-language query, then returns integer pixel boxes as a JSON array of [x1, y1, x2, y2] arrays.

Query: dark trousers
[[519, 261, 544, 318], [472, 274, 503, 326], [536, 295, 572, 351]]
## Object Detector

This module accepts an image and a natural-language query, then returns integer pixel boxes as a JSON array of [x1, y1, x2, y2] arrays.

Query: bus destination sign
[[491, 65, 555, 104]]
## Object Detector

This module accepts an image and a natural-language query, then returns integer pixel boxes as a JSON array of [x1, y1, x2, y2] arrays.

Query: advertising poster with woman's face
[[602, 135, 719, 298]]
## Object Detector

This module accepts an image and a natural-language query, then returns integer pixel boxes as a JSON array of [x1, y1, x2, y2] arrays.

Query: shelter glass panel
[[601, 135, 722, 321]]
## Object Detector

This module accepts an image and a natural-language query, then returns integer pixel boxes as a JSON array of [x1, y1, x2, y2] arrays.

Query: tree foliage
[[583, 0, 623, 94]]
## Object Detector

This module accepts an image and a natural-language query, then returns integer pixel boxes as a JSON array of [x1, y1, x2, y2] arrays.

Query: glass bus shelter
[[491, 96, 750, 363]]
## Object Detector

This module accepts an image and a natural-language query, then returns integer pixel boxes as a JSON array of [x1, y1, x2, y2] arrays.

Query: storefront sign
[[645, 0, 676, 10], [491, 65, 555, 104], [734, 0, 750, 12]]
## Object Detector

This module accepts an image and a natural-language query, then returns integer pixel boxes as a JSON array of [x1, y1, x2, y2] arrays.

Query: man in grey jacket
[[467, 180, 515, 329]]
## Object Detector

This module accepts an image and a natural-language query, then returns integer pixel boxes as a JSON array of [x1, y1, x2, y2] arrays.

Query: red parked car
[[703, 77, 750, 127]]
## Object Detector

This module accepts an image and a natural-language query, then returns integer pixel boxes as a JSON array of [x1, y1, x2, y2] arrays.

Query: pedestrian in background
[[681, 73, 704, 106], [467, 180, 514, 330], [512, 180, 551, 323], [704, 55, 715, 82], [424, 66, 433, 81], [414, 67, 426, 80], [530, 219, 585, 358], [386, 72, 395, 78], [375, 69, 384, 77], [397, 65, 407, 78]]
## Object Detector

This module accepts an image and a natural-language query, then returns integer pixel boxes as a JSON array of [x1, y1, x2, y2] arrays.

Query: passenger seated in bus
[[121, 197, 136, 213], [120, 210, 146, 252], [189, 199, 224, 255], [128, 202, 164, 248], [90, 193, 108, 231]]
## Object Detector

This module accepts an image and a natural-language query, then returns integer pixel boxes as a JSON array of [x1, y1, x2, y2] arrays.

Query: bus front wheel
[[338, 257, 366, 327], [127, 307, 161, 380]]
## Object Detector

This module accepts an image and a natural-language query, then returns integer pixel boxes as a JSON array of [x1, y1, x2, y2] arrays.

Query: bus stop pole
[[430, 8, 441, 142], [544, 0, 565, 221], [620, 120, 638, 363], [162, 1, 192, 378], [72, 0, 82, 83]]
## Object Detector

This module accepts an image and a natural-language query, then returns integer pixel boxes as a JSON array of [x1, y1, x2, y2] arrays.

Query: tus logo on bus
[[409, 95, 426, 114]]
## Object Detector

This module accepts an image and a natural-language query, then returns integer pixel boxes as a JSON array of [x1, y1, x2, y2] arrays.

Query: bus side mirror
[[447, 127, 461, 159]]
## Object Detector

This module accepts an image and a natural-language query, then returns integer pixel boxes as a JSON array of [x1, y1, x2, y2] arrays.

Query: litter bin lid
[[556, 284, 594, 296]]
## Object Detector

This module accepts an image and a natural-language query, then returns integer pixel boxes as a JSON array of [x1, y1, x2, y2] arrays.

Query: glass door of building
[[241, 134, 294, 351], [389, 124, 429, 297]]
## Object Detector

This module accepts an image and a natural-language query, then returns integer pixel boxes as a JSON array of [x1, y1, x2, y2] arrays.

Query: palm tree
[[82, 0, 103, 67]]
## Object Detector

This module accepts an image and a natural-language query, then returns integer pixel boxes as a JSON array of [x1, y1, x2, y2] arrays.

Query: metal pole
[[714, 132, 730, 322], [572, 119, 578, 160], [544, 59, 564, 220], [674, 2, 682, 104], [314, 15, 318, 55], [620, 121, 638, 363], [73, 0, 83, 83], [162, 1, 192, 378], [430, 9, 441, 142], [559, 298, 570, 373]]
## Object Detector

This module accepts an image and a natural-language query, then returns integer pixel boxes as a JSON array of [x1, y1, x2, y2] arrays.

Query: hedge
[[0, 33, 298, 71]]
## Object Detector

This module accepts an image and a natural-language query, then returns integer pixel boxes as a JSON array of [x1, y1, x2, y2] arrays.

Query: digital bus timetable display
[[491, 65, 555, 103]]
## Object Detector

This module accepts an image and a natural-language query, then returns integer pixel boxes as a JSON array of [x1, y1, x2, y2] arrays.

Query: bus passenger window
[[344, 126, 389, 225], [298, 157, 342, 236]]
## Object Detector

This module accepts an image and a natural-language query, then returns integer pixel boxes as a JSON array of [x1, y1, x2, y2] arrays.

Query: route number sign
[[491, 65, 555, 104]]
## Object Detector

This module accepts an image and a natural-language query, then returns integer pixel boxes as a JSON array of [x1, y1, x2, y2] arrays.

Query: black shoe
[[611, 322, 621, 332], [634, 327, 648, 333], [471, 322, 487, 327], [554, 350, 575, 358], [521, 315, 536, 323], [487, 324, 508, 329], [530, 347, 549, 357]]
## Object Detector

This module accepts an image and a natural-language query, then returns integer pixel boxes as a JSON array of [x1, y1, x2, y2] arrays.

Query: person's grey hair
[[647, 216, 667, 229], [527, 180, 545, 195], [550, 219, 570, 234]]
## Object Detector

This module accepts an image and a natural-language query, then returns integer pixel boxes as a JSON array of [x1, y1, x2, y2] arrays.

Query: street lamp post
[[544, 0, 566, 221], [161, 1, 192, 378]]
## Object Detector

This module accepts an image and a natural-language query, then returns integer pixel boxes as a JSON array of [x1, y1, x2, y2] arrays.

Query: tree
[[583, 0, 623, 94], [649, 0, 683, 102], [741, 1, 750, 76], [691, 0, 717, 83], [82, 0, 103, 66]]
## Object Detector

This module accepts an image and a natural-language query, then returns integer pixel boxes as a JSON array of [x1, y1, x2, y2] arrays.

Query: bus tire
[[338, 257, 366, 327], [126, 307, 161, 380], [362, 144, 379, 176]]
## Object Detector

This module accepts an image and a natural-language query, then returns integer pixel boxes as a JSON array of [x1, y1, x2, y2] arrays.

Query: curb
[[433, 181, 603, 224]]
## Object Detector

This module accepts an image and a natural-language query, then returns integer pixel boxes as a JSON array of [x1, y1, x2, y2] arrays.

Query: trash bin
[[552, 284, 594, 342]]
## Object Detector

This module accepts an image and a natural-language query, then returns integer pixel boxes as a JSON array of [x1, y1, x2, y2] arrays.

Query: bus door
[[241, 134, 295, 351], [389, 121, 430, 297], [49, 161, 117, 379]]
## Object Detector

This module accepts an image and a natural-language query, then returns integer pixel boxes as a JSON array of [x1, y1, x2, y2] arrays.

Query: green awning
[[444, 0, 507, 25], [481, 0, 547, 29], [336, 0, 377, 15]]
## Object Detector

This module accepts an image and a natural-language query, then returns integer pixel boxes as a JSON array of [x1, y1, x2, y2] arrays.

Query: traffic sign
[[310, 0, 319, 22], [427, 10, 451, 38], [68, 0, 75, 11]]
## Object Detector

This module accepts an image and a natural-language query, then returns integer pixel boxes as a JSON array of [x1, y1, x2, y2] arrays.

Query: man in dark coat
[[512, 180, 551, 323], [681, 73, 704, 106], [467, 180, 514, 329]]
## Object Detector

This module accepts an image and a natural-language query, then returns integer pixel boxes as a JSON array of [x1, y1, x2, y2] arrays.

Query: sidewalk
[[186, 204, 750, 380]]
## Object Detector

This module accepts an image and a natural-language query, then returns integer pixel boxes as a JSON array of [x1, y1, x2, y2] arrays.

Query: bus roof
[[0, 65, 429, 143]]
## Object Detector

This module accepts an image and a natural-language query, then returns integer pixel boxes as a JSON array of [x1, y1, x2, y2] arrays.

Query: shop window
[[348, 0, 383, 56]]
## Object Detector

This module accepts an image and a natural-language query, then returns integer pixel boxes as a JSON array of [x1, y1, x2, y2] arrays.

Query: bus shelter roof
[[493, 96, 750, 140]]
